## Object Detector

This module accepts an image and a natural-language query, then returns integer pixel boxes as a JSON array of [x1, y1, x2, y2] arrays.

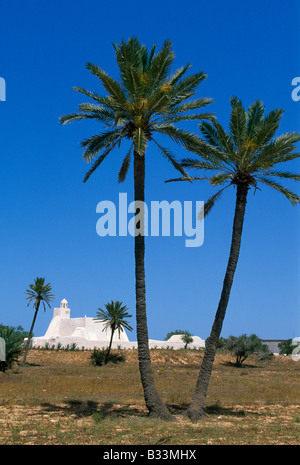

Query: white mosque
[[30, 298, 205, 350]]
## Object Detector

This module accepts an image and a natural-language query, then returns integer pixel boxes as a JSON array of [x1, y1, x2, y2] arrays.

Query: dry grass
[[0, 349, 299, 445]]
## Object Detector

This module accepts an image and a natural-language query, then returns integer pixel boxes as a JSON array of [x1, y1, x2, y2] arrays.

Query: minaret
[[52, 299, 70, 318]]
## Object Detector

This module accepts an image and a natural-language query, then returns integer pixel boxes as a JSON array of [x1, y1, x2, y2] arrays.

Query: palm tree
[[169, 97, 300, 420], [60, 37, 213, 419], [22, 277, 54, 366], [94, 300, 133, 363]]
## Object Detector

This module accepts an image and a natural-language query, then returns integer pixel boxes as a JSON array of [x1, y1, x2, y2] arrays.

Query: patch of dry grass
[[0, 349, 299, 444]]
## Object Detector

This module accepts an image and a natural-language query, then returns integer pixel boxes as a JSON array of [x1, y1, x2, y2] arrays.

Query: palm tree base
[[186, 407, 206, 421], [148, 409, 176, 422]]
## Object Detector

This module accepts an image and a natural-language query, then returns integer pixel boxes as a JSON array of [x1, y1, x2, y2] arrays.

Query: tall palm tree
[[22, 277, 54, 366], [60, 37, 213, 419], [94, 300, 133, 363], [169, 97, 300, 420]]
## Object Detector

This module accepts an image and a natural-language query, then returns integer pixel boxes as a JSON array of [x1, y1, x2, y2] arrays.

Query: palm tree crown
[[23, 277, 54, 366], [179, 97, 300, 213], [95, 300, 133, 336], [60, 37, 213, 182], [25, 277, 54, 311]]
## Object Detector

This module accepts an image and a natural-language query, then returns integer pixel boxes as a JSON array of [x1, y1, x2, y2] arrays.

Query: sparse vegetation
[[0, 349, 299, 444]]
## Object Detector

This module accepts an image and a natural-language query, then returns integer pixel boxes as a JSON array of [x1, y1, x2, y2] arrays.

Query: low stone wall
[[26, 336, 205, 351]]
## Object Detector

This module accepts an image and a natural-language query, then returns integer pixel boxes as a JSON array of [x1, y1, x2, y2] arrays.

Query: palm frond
[[170, 97, 214, 114], [209, 172, 233, 186], [257, 176, 300, 205], [73, 87, 116, 108], [260, 169, 300, 181], [181, 157, 223, 171], [169, 72, 208, 105], [59, 112, 95, 125], [86, 62, 127, 103], [166, 112, 215, 124], [146, 40, 174, 93], [113, 37, 150, 79], [168, 64, 191, 86], [253, 108, 284, 146], [153, 123, 202, 151], [251, 132, 300, 170], [164, 175, 208, 184], [143, 91, 170, 119], [80, 130, 121, 161], [151, 138, 188, 177], [211, 120, 235, 156], [199, 186, 230, 219], [132, 128, 147, 155], [247, 100, 265, 137], [229, 96, 247, 147], [83, 139, 120, 182], [118, 144, 133, 183]]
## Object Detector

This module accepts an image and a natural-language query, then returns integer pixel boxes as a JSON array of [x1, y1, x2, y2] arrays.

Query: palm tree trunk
[[22, 301, 40, 366], [134, 150, 174, 421], [105, 327, 115, 364], [187, 183, 249, 420]]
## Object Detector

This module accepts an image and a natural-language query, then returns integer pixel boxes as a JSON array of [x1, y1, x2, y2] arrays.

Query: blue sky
[[0, 0, 299, 341]]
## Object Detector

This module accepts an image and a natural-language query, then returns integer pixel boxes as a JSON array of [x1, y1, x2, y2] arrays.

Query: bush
[[165, 329, 187, 340], [165, 329, 194, 348], [0, 325, 25, 372], [91, 349, 106, 366], [278, 339, 298, 355], [223, 334, 271, 367], [90, 349, 126, 366]]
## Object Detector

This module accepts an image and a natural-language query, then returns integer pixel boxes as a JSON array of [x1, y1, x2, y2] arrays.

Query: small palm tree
[[182, 331, 193, 349], [169, 97, 300, 420], [94, 300, 133, 363], [60, 37, 213, 420], [22, 277, 54, 366]]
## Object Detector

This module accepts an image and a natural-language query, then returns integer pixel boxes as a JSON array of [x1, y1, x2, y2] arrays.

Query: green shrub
[[90, 348, 126, 366], [0, 325, 24, 372], [278, 339, 298, 355], [91, 349, 106, 366], [223, 334, 271, 366], [165, 329, 187, 340]]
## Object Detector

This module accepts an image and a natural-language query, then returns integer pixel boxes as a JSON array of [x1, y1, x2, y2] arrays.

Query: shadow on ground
[[39, 400, 252, 420], [40, 400, 148, 419]]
